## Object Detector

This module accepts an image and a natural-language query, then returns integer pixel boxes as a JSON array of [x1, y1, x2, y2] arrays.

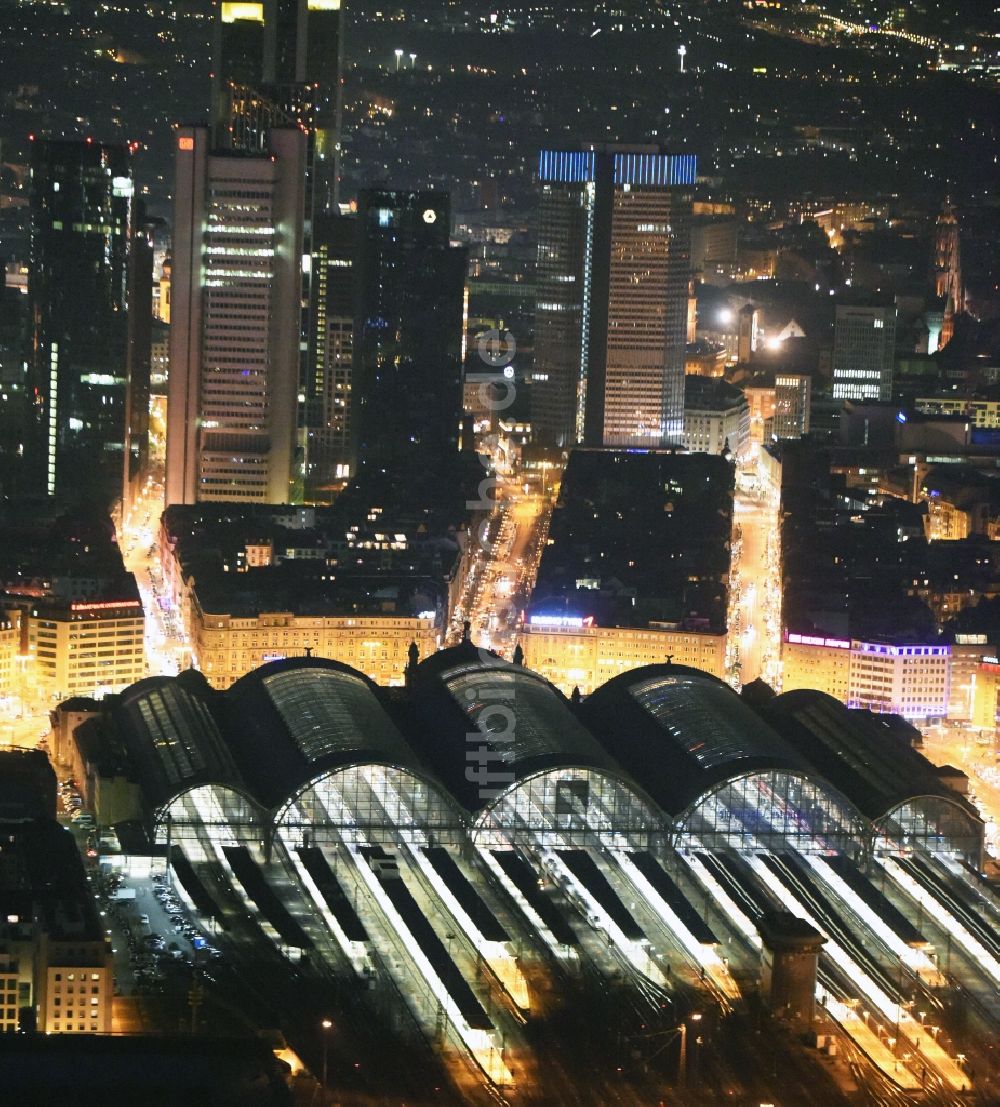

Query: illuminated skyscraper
[[165, 126, 306, 506], [213, 0, 343, 213], [212, 0, 345, 497], [27, 138, 147, 503], [533, 146, 695, 449], [303, 209, 355, 493], [212, 1, 266, 145]]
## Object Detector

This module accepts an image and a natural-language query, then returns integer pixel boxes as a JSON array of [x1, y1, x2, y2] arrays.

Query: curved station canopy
[[96, 654, 982, 862]]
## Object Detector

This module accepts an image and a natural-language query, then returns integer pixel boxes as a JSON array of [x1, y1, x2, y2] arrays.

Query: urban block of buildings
[[0, 752, 113, 1036], [525, 450, 732, 693], [0, 505, 145, 702], [782, 633, 950, 723], [159, 456, 483, 688]]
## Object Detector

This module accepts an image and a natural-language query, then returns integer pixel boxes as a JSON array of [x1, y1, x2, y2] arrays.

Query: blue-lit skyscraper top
[[538, 148, 697, 187], [613, 151, 696, 187], [538, 149, 596, 183]]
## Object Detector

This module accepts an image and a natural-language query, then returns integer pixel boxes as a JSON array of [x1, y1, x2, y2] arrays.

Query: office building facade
[[782, 632, 950, 722], [973, 656, 1000, 733], [303, 210, 355, 494], [773, 373, 811, 439], [353, 190, 468, 465], [533, 147, 695, 448], [521, 618, 727, 696], [22, 596, 146, 701], [682, 376, 750, 460], [831, 304, 896, 402], [166, 126, 306, 506], [27, 139, 147, 504], [193, 608, 440, 690]]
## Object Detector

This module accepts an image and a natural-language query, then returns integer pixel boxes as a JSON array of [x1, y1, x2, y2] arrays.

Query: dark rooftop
[[0, 1033, 292, 1106], [0, 818, 106, 943], [531, 450, 733, 631], [684, 375, 748, 412]]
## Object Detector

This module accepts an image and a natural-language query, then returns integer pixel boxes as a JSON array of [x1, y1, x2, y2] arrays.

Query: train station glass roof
[[582, 665, 817, 820]]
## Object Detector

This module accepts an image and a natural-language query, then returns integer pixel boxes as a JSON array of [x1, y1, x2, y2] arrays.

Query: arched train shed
[[113, 659, 465, 856], [115, 671, 263, 853], [582, 665, 867, 855], [407, 644, 665, 849], [763, 690, 984, 865]]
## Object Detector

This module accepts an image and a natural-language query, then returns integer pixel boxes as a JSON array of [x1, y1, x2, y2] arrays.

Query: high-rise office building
[[533, 146, 695, 449], [272, 0, 343, 216], [212, 0, 345, 499], [773, 373, 811, 439], [122, 213, 155, 521], [165, 126, 305, 506], [831, 303, 896, 403], [27, 138, 146, 504], [353, 190, 468, 465], [213, 0, 343, 213], [212, 1, 266, 144], [303, 209, 355, 493], [0, 268, 30, 498]]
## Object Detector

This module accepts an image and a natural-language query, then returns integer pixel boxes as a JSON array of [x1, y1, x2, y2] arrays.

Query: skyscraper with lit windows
[[212, 1, 267, 144], [27, 138, 144, 504], [212, 0, 345, 497], [303, 209, 355, 494], [533, 145, 695, 449], [165, 126, 306, 506], [831, 303, 896, 403], [213, 0, 343, 213]]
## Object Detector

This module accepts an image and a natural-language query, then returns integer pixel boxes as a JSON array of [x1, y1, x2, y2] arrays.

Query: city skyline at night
[[0, 1, 998, 1103]]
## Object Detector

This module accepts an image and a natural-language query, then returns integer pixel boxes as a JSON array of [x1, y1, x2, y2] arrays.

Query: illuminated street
[[452, 474, 554, 657], [121, 482, 189, 680], [1, 646, 55, 751], [920, 726, 1000, 861], [120, 397, 190, 680], [729, 470, 782, 689], [0, 710, 51, 751]]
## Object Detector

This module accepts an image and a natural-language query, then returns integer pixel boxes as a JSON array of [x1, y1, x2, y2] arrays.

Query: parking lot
[[93, 863, 224, 1008], [57, 775, 95, 832]]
